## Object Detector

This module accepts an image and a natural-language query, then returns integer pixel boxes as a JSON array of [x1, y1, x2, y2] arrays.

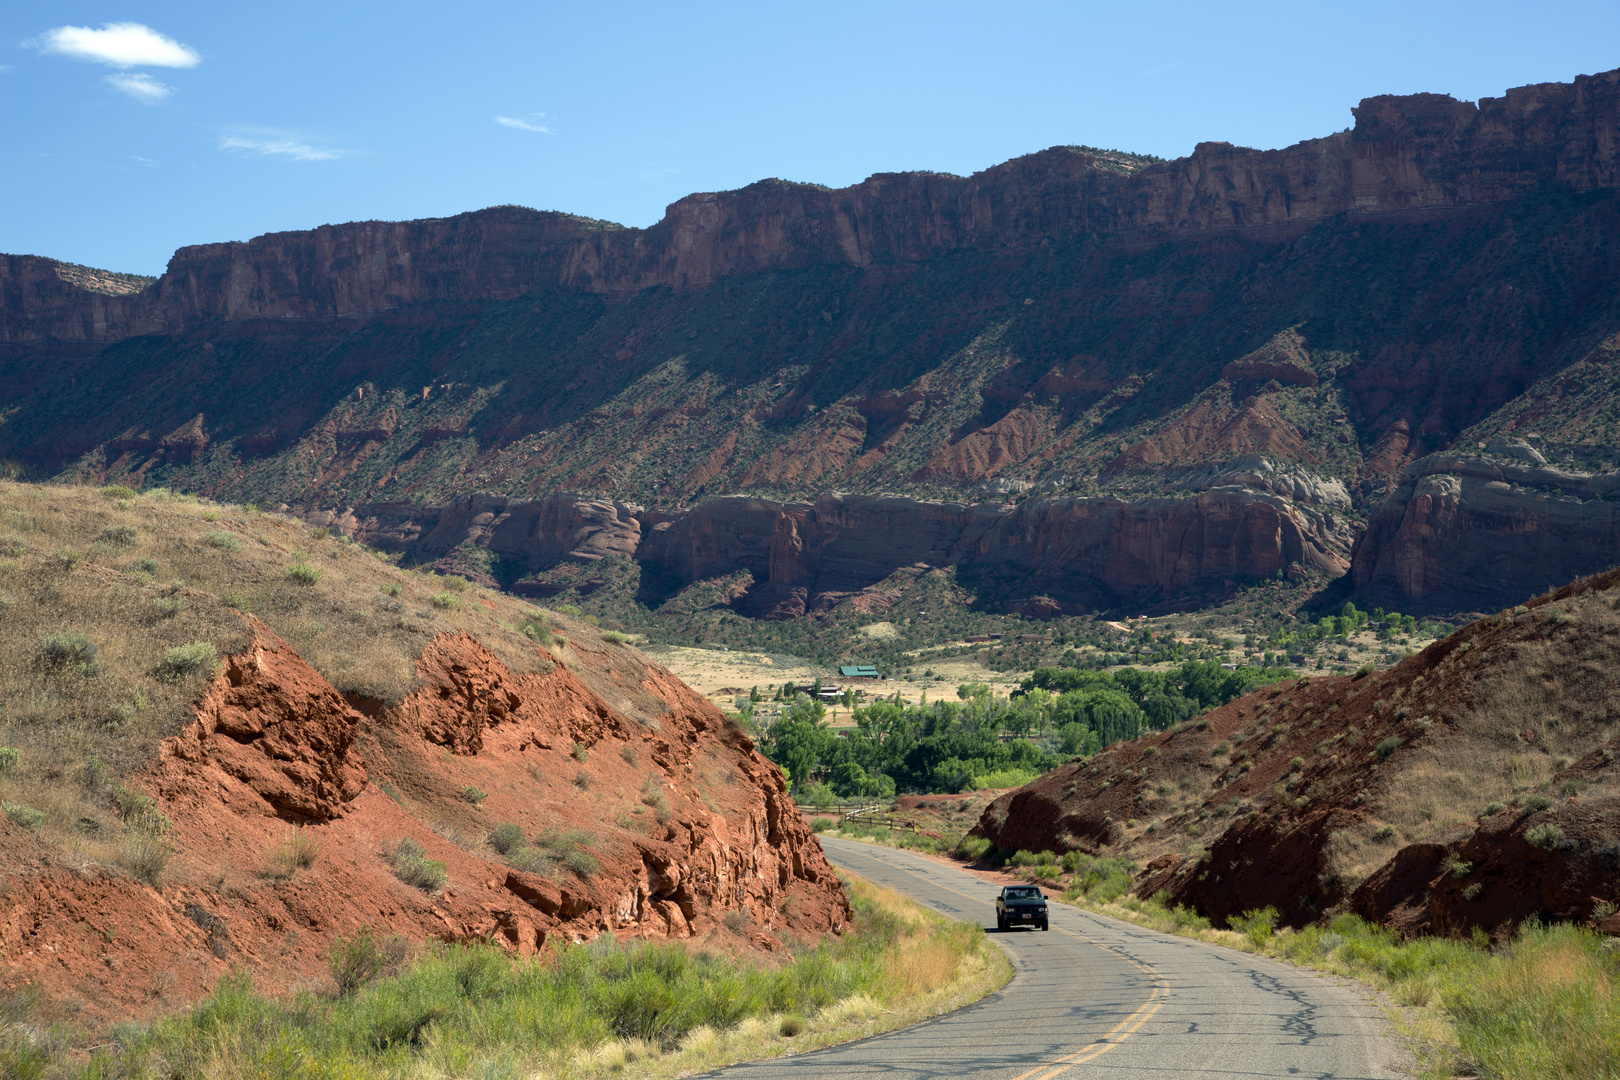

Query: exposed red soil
[[0, 622, 847, 1023]]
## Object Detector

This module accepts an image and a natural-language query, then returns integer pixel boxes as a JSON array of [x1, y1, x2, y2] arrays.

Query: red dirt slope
[[972, 568, 1620, 938], [0, 620, 846, 1023]]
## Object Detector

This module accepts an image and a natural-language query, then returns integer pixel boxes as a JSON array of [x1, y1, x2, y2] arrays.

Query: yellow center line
[[832, 843, 1169, 1078]]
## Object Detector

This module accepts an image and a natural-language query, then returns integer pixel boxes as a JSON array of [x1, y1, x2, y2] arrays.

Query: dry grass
[[0, 479, 596, 886], [1375, 592, 1620, 848]]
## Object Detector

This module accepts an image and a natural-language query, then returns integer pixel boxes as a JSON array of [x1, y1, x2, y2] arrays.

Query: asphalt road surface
[[713, 837, 1411, 1079]]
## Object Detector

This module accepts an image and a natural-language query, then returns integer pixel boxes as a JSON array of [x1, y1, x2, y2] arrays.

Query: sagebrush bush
[[39, 630, 98, 672], [157, 641, 218, 682], [955, 835, 993, 861], [202, 530, 241, 552], [1524, 822, 1566, 850], [287, 561, 322, 585], [150, 595, 185, 618], [601, 630, 633, 645], [3, 804, 43, 829], [488, 822, 524, 855], [99, 524, 138, 546], [431, 591, 461, 610]]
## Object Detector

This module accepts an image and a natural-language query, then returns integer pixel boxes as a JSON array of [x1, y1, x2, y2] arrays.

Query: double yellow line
[[1007, 925, 1168, 1080], [832, 842, 1168, 1079]]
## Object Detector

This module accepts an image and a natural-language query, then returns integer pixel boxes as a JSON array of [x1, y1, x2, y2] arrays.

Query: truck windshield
[[1005, 888, 1040, 898]]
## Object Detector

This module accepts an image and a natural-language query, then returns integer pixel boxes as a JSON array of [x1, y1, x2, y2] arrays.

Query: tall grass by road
[[0, 874, 1005, 1080]]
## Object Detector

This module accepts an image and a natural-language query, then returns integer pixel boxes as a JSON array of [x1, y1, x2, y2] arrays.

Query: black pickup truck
[[995, 885, 1049, 931]]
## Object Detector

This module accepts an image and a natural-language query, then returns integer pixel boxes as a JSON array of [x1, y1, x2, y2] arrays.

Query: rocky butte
[[5, 68, 1620, 613]]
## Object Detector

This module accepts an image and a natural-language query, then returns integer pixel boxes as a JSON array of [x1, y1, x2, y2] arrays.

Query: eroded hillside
[[970, 568, 1620, 937], [0, 482, 845, 1022]]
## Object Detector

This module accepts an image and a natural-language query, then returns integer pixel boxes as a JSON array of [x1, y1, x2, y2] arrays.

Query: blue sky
[[3, 1, 1617, 276]]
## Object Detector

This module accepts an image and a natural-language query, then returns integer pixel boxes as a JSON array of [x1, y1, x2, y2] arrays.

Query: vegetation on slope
[[0, 875, 1006, 1080]]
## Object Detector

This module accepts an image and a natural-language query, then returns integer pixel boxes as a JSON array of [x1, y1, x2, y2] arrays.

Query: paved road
[[715, 838, 1410, 1079]]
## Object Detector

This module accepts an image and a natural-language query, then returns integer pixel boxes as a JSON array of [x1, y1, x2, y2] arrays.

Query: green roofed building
[[839, 665, 880, 679]]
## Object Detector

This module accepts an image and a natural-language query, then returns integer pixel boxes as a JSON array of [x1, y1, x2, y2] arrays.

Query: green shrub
[[1005, 849, 1039, 868], [389, 838, 448, 892], [51, 548, 83, 569], [439, 574, 470, 592], [150, 595, 185, 618], [955, 835, 993, 861], [1482, 801, 1507, 816], [601, 630, 633, 645], [1229, 906, 1279, 948], [1524, 823, 1566, 851], [116, 787, 173, 834], [572, 742, 589, 763], [1523, 794, 1554, 812], [1374, 736, 1402, 759], [809, 817, 836, 832], [287, 561, 322, 585], [1373, 824, 1398, 841], [0, 748, 17, 774], [488, 823, 524, 855], [39, 630, 98, 671], [97, 485, 138, 500], [157, 641, 218, 682], [621, 744, 639, 765], [328, 927, 392, 998], [431, 592, 461, 611], [564, 848, 601, 878], [3, 804, 43, 829], [202, 530, 241, 552], [518, 615, 555, 646], [99, 524, 138, 546], [459, 785, 488, 805], [574, 770, 591, 790]]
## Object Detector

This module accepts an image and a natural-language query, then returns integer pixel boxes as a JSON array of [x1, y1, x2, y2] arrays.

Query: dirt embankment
[[0, 621, 846, 1022], [972, 567, 1620, 938]]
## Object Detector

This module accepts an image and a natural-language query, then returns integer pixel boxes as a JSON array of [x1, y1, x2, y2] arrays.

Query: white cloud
[[105, 72, 173, 103], [132, 156, 160, 167], [495, 113, 551, 133], [219, 131, 345, 162], [32, 22, 200, 68]]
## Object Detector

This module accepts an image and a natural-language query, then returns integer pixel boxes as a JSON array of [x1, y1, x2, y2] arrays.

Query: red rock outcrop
[[1, 620, 847, 1022], [157, 626, 367, 821]]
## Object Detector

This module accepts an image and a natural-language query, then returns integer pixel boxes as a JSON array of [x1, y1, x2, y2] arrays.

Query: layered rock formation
[[1352, 449, 1620, 612], [7, 69, 1620, 614], [325, 480, 1356, 615]]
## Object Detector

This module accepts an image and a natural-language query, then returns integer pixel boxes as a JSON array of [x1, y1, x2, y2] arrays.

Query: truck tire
[[1040, 919, 1049, 931]]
